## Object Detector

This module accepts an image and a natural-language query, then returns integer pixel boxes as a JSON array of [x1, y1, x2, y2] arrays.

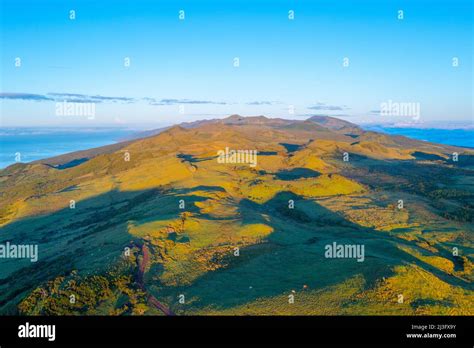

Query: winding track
[[134, 242, 175, 316]]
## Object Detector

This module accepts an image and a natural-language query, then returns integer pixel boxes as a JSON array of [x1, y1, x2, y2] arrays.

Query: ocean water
[[0, 128, 135, 169], [362, 126, 474, 148]]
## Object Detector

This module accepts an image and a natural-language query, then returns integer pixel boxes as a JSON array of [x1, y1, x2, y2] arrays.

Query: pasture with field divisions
[[0, 115, 473, 315]]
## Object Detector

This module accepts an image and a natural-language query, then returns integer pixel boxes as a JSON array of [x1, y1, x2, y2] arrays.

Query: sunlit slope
[[0, 116, 472, 315]]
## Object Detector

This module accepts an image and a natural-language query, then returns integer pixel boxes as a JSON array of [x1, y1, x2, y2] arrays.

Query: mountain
[[307, 115, 360, 132], [121, 114, 295, 141], [0, 116, 473, 315]]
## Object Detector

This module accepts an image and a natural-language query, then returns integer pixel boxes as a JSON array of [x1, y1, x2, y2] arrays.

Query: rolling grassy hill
[[0, 115, 473, 315]]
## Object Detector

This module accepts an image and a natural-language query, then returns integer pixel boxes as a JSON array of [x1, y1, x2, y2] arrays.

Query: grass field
[[1, 116, 472, 315]]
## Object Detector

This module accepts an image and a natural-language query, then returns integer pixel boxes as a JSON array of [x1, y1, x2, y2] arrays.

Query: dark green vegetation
[[0, 116, 472, 315]]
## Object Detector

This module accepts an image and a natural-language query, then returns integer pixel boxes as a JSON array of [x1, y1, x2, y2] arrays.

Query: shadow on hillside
[[339, 153, 474, 222], [274, 168, 321, 181], [0, 185, 222, 313], [0, 185, 471, 314], [155, 191, 473, 312]]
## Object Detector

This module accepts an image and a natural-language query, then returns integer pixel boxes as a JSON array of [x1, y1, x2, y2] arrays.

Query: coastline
[[1, 125, 473, 169]]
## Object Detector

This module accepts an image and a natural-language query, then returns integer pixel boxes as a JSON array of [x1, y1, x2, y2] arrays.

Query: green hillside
[[0, 116, 472, 315]]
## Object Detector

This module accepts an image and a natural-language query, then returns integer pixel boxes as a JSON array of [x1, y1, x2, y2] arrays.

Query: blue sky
[[0, 0, 472, 127]]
